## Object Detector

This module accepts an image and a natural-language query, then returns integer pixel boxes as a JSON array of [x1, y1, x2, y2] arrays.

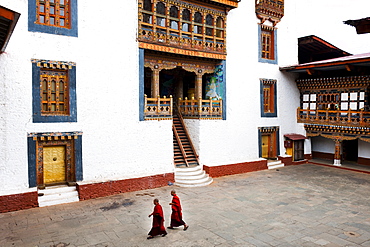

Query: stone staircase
[[267, 159, 285, 169], [38, 185, 79, 207], [174, 166, 213, 187]]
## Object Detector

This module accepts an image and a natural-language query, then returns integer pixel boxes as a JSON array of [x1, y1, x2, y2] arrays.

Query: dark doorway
[[293, 140, 304, 161], [342, 139, 358, 162]]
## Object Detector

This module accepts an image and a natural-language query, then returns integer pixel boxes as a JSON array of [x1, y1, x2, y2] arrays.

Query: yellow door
[[262, 135, 269, 158], [43, 146, 66, 184]]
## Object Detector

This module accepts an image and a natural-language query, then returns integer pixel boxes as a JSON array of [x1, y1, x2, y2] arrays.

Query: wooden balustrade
[[144, 95, 173, 120], [297, 107, 370, 127], [178, 97, 223, 119]]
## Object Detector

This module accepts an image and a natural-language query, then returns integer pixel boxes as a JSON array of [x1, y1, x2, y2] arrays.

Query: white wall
[[359, 140, 370, 159], [0, 0, 174, 195], [311, 136, 335, 153]]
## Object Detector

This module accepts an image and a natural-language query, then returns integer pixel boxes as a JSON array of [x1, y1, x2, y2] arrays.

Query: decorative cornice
[[255, 0, 284, 26], [297, 75, 370, 90]]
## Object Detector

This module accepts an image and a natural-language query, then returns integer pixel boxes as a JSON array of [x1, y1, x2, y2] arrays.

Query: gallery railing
[[178, 98, 223, 119], [297, 107, 370, 127], [144, 95, 173, 120]]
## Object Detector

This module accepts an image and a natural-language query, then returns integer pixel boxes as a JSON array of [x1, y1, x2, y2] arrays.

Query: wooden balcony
[[144, 95, 173, 120], [179, 98, 223, 120], [297, 107, 370, 127]]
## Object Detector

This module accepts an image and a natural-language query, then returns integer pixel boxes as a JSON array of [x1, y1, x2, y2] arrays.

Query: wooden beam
[[306, 69, 314, 75]]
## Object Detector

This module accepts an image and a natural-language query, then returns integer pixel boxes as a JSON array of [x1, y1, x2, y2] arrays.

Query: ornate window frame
[[32, 59, 77, 123], [260, 79, 277, 117], [28, 0, 78, 37], [258, 24, 277, 64]]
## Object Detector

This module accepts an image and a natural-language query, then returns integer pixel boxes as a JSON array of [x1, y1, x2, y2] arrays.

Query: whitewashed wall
[[311, 136, 335, 154], [359, 141, 370, 159], [0, 0, 174, 196]]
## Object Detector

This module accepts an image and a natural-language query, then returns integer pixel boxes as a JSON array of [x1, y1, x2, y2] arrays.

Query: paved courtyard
[[1, 163, 370, 247]]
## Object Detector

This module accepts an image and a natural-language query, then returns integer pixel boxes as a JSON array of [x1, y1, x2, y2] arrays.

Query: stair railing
[[174, 103, 200, 166], [172, 123, 190, 167]]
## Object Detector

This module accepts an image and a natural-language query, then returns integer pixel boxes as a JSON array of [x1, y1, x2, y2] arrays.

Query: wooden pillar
[[333, 139, 341, 166], [151, 68, 160, 98], [195, 70, 203, 100]]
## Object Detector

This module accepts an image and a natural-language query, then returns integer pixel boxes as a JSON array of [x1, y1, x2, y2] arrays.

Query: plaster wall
[[0, 0, 174, 196], [359, 141, 370, 159], [311, 136, 335, 154]]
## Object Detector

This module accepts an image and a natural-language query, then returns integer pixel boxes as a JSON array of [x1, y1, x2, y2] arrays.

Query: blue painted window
[[28, 0, 78, 37], [260, 79, 277, 117], [258, 25, 277, 64], [32, 60, 77, 123]]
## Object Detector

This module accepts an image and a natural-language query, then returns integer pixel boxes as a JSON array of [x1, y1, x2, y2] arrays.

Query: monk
[[148, 198, 167, 239], [168, 190, 189, 231]]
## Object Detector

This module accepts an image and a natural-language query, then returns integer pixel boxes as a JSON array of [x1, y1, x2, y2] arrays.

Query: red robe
[[170, 194, 186, 227], [148, 204, 167, 236]]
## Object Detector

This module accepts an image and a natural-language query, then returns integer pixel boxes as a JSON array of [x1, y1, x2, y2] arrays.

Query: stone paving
[[2, 163, 370, 247]]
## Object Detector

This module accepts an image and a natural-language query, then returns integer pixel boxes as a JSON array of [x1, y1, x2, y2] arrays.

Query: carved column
[[333, 139, 341, 166], [151, 67, 160, 97], [195, 70, 203, 100]]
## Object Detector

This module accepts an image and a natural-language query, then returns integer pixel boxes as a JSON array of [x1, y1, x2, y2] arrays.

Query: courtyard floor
[[1, 163, 370, 247]]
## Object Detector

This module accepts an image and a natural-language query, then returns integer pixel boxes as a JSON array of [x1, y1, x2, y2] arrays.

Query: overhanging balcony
[[297, 107, 370, 127]]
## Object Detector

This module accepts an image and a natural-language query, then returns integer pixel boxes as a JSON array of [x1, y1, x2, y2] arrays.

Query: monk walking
[[148, 198, 167, 239], [168, 190, 189, 230]]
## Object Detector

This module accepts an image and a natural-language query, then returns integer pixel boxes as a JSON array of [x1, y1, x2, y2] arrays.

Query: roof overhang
[[284, 134, 307, 140], [344, 17, 370, 34], [280, 53, 370, 73], [298, 35, 351, 64], [0, 6, 20, 53]]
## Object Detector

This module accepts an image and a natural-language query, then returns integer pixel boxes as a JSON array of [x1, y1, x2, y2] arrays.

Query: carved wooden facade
[[138, 0, 238, 60], [139, 0, 237, 120], [255, 0, 284, 26]]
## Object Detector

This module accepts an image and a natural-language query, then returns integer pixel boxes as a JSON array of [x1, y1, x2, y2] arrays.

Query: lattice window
[[182, 9, 191, 33], [143, 0, 153, 24], [263, 84, 274, 113], [36, 0, 70, 28], [193, 12, 203, 35], [261, 25, 274, 60], [341, 91, 366, 111], [169, 6, 179, 30], [261, 79, 277, 117], [156, 2, 166, 27], [40, 70, 69, 115], [216, 17, 224, 38], [205, 14, 214, 36]]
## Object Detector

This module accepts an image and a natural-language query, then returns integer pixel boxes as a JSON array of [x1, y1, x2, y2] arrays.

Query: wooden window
[[261, 79, 277, 117], [169, 5, 179, 30], [263, 84, 274, 113], [142, 0, 153, 24], [261, 28, 274, 59], [156, 2, 166, 27], [205, 14, 213, 36], [181, 9, 191, 33], [193, 12, 203, 35], [216, 17, 224, 38], [40, 70, 69, 115], [36, 0, 70, 28]]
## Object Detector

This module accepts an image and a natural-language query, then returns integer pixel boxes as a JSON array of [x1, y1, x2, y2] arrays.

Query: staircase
[[38, 185, 79, 207], [173, 114, 199, 167], [267, 159, 285, 169], [172, 109, 213, 187], [174, 165, 213, 187]]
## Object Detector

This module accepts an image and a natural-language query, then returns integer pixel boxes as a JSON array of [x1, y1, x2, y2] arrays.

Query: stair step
[[38, 185, 79, 207], [174, 177, 213, 187], [267, 160, 285, 169]]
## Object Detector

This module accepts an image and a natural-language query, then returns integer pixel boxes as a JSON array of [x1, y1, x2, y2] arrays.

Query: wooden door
[[293, 140, 304, 161], [43, 146, 66, 184], [262, 135, 269, 158]]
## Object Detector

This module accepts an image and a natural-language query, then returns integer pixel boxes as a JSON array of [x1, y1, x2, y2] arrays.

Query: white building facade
[[0, 0, 368, 212]]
